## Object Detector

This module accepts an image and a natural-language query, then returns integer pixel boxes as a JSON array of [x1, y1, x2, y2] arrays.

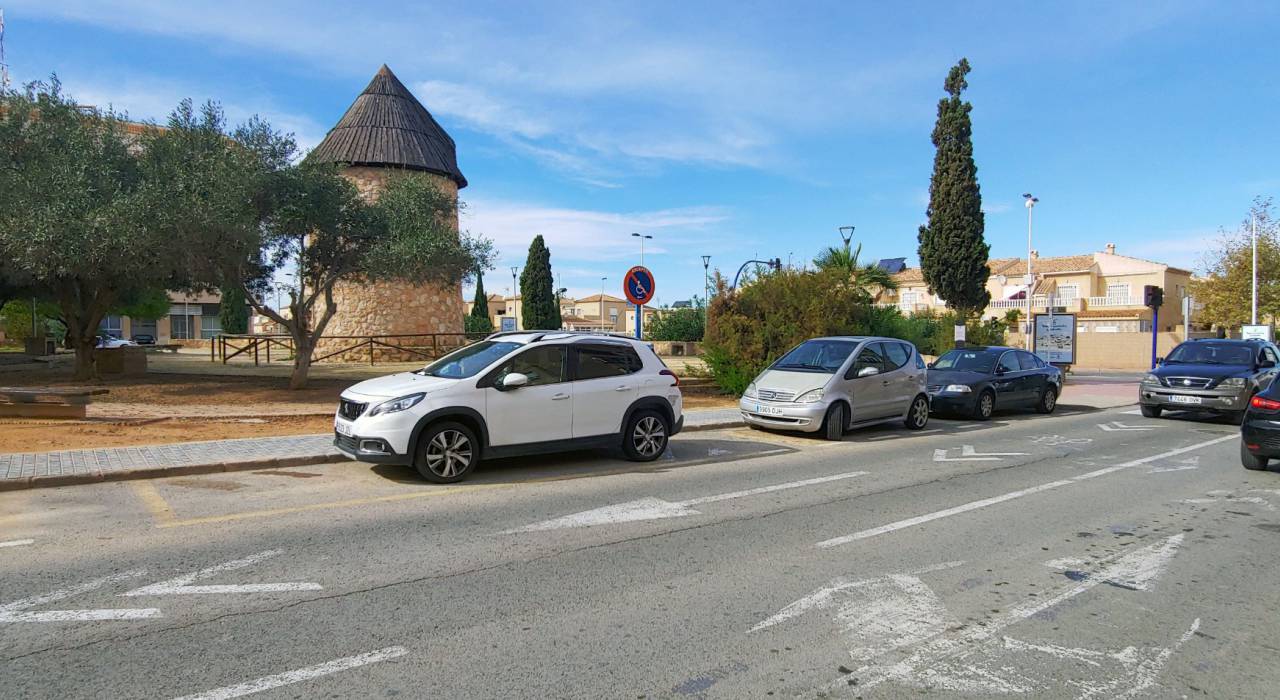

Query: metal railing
[[1086, 295, 1143, 308], [212, 333, 489, 366]]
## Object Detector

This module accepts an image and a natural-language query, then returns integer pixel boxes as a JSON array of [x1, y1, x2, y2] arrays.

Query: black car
[[1140, 339, 1279, 423], [1241, 380, 1280, 471], [927, 346, 1063, 420], [131, 334, 156, 345]]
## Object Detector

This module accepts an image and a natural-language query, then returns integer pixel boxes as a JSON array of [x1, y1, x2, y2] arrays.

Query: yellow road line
[[130, 480, 177, 526]]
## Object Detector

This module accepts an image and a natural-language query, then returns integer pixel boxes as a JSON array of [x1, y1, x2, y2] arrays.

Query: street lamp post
[[510, 266, 519, 330], [1252, 213, 1258, 326], [701, 255, 711, 336], [838, 226, 855, 248], [631, 233, 653, 339], [631, 232, 653, 267], [1023, 194, 1039, 350], [600, 277, 608, 331]]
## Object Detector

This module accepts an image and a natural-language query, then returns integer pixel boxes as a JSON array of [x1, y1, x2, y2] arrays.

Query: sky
[[4, 1, 1278, 304]]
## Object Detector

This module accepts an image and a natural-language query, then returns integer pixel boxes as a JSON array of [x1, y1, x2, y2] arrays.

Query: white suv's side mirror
[[498, 372, 530, 390], [857, 366, 880, 378]]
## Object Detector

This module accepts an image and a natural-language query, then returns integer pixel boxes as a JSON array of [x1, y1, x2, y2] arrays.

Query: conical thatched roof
[[309, 65, 467, 188]]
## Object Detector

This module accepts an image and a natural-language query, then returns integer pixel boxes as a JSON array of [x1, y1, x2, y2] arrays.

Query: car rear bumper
[[1242, 415, 1280, 458], [1139, 385, 1251, 413], [739, 397, 825, 432]]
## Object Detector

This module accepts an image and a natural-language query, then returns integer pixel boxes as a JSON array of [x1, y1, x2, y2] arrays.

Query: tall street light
[[1252, 213, 1258, 326], [600, 276, 608, 331], [701, 255, 711, 336], [631, 232, 653, 267], [838, 226, 855, 248], [510, 266, 519, 330], [1023, 194, 1039, 350]]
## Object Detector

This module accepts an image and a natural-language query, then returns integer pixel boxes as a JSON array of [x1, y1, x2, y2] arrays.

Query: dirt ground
[[0, 367, 737, 452]]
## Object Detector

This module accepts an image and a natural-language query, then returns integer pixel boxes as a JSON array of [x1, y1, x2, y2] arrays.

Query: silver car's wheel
[[414, 422, 478, 483], [905, 395, 930, 430]]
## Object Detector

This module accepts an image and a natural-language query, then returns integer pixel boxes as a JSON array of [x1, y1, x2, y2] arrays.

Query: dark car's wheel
[[821, 403, 846, 441], [414, 421, 479, 484], [972, 390, 995, 421], [1242, 441, 1270, 471], [904, 395, 930, 430], [1140, 404, 1162, 418], [623, 410, 670, 461], [1035, 386, 1058, 414]]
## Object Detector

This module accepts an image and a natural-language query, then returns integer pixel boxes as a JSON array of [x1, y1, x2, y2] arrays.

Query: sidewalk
[[0, 408, 746, 491]]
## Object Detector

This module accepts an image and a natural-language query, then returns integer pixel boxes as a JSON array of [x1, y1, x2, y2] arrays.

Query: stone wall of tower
[[316, 167, 465, 363]]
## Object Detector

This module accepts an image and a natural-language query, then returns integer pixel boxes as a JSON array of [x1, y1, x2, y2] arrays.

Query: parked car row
[[739, 336, 1063, 439]]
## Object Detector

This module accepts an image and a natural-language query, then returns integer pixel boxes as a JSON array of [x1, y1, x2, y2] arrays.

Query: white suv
[[334, 332, 684, 483]]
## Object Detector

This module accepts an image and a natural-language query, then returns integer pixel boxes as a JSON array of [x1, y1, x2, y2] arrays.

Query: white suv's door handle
[[614, 386, 631, 392], [551, 393, 570, 401]]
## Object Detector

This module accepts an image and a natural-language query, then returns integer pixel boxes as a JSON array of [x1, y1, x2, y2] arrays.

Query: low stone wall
[[1008, 330, 1185, 370], [652, 341, 703, 357]]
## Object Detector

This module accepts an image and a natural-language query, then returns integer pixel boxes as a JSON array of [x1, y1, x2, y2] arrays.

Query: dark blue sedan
[[1241, 379, 1280, 471], [927, 346, 1064, 420]]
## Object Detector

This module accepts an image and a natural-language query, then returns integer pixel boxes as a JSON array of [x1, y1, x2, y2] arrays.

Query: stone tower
[[308, 65, 467, 359]]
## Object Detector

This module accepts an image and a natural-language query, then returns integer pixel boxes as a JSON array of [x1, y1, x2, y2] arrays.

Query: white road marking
[[508, 471, 870, 532], [170, 646, 408, 700], [123, 550, 322, 596], [818, 436, 1235, 547], [0, 539, 34, 548], [1030, 435, 1093, 446], [955, 423, 984, 429], [866, 434, 900, 441], [931, 445, 1029, 462], [0, 570, 161, 623], [846, 536, 1185, 693], [1098, 421, 1160, 432], [917, 428, 943, 435]]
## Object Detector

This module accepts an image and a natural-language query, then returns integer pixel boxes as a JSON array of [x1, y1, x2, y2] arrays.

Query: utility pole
[[600, 277, 607, 331], [1251, 213, 1258, 326], [1023, 194, 1039, 349], [0, 9, 10, 90]]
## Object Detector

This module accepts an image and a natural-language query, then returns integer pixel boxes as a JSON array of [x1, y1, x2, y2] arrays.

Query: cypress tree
[[917, 58, 991, 317], [519, 235, 561, 330], [466, 269, 494, 333], [218, 284, 250, 334]]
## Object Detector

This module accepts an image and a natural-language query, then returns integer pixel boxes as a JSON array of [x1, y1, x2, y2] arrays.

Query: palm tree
[[814, 242, 898, 291]]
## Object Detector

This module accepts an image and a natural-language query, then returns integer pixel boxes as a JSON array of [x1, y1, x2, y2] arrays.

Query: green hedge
[[703, 270, 1004, 395]]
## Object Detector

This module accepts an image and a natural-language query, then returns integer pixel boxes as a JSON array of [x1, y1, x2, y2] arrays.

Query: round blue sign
[[624, 266, 656, 306]]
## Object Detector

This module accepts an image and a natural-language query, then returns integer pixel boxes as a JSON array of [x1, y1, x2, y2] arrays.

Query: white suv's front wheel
[[415, 421, 479, 483], [623, 410, 670, 462]]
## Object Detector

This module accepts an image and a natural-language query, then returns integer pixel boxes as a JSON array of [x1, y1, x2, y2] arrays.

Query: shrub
[[646, 301, 705, 342]]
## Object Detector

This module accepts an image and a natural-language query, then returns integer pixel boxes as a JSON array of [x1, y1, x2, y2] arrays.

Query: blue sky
[[5, 1, 1278, 304]]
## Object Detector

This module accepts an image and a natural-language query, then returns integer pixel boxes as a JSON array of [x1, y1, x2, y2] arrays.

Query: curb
[[681, 418, 744, 433], [0, 453, 351, 492]]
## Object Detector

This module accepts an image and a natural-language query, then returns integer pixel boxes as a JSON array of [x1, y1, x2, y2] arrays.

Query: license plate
[[754, 404, 785, 416], [335, 420, 354, 437], [1169, 395, 1202, 405]]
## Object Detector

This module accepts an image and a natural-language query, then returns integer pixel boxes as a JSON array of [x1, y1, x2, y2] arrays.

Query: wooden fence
[[212, 333, 488, 366]]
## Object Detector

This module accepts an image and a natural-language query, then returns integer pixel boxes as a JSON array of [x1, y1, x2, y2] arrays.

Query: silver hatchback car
[[739, 336, 931, 440]]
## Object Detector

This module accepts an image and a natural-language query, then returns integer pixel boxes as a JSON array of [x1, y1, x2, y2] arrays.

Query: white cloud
[[463, 199, 731, 266], [983, 202, 1012, 214], [414, 81, 553, 141]]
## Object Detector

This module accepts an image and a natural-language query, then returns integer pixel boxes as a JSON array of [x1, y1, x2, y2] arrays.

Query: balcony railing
[[1086, 295, 1144, 308]]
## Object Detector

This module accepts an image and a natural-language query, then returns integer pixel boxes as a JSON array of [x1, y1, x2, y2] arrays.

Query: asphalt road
[[3, 402, 1278, 699]]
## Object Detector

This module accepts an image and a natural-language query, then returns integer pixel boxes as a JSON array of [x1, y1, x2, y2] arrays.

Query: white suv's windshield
[[419, 341, 521, 378], [772, 340, 858, 373]]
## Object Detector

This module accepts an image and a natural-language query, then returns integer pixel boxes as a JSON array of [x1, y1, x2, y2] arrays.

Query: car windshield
[[1164, 343, 1254, 365], [933, 349, 998, 373], [418, 341, 521, 379], [771, 340, 858, 373]]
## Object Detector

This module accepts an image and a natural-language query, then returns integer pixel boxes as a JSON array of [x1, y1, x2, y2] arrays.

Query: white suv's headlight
[[743, 383, 758, 399], [944, 384, 972, 393], [794, 388, 825, 403], [368, 393, 425, 417], [1218, 377, 1248, 388]]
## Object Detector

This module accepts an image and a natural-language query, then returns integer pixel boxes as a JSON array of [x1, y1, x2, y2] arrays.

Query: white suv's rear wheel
[[415, 421, 479, 483], [623, 410, 669, 462]]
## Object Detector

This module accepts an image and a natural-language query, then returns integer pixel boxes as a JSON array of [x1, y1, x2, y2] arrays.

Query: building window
[[609, 309, 619, 322], [1057, 284, 1079, 301], [99, 315, 123, 338], [1106, 283, 1129, 300], [200, 316, 222, 339], [900, 291, 917, 306], [170, 314, 194, 340]]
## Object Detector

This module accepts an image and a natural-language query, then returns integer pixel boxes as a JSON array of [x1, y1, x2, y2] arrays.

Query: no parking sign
[[623, 266, 656, 306]]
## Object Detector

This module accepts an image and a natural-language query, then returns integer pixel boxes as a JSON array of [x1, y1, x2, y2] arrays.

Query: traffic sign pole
[[635, 304, 642, 339]]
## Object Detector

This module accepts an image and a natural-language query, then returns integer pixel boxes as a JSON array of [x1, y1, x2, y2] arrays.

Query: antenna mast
[[0, 9, 9, 90]]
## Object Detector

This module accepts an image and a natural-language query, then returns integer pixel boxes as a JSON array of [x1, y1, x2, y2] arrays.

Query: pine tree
[[466, 269, 494, 333], [519, 235, 561, 330], [917, 58, 991, 317]]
